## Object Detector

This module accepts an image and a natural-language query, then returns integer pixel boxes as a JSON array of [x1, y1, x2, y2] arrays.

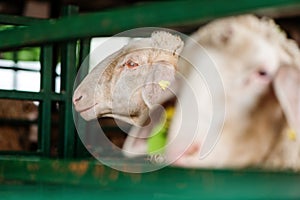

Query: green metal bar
[[0, 152, 40, 156], [0, 157, 300, 199], [0, 90, 64, 101], [12, 52, 18, 89], [78, 39, 91, 76], [38, 45, 53, 156], [0, 0, 300, 50], [0, 14, 47, 25], [59, 5, 79, 158], [0, 66, 39, 73], [75, 38, 91, 158], [2, 47, 41, 61], [0, 118, 37, 126]]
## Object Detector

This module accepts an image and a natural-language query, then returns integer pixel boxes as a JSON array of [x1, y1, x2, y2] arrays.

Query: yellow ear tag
[[165, 107, 175, 120], [287, 128, 297, 141], [158, 80, 170, 91]]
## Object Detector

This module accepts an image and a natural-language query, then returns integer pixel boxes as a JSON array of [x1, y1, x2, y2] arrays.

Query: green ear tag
[[147, 107, 175, 154], [147, 123, 168, 154]]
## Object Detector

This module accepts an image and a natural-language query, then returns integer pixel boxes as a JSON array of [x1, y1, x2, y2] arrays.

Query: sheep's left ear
[[273, 66, 300, 135], [142, 65, 175, 108]]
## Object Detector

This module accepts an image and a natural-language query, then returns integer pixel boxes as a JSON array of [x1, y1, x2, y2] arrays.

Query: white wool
[[151, 31, 184, 54]]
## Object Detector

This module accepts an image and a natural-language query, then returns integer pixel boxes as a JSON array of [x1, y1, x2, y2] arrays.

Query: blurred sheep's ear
[[219, 24, 235, 45], [142, 65, 175, 108], [273, 66, 300, 135]]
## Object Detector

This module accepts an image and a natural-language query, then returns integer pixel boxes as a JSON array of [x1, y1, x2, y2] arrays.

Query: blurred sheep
[[123, 15, 300, 170], [0, 99, 38, 151]]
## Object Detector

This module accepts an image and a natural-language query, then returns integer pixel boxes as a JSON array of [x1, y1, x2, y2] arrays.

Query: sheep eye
[[258, 69, 268, 77], [125, 60, 139, 68]]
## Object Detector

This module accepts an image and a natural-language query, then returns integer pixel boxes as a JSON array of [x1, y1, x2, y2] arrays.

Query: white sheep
[[73, 31, 184, 126], [123, 15, 300, 170]]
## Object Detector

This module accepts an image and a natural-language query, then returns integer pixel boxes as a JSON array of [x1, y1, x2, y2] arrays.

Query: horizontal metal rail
[[0, 118, 38, 126], [0, 157, 300, 199], [0, 90, 65, 101], [0, 65, 40, 73], [0, 0, 300, 50]]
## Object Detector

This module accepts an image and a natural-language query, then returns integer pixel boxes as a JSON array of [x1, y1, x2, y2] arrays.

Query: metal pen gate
[[0, 6, 89, 158], [0, 1, 300, 199]]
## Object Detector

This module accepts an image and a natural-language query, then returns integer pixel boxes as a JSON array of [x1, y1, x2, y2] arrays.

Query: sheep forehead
[[212, 32, 274, 59], [208, 38, 278, 89], [122, 50, 150, 64], [118, 48, 178, 67], [253, 39, 279, 65], [226, 15, 283, 38], [231, 45, 277, 76], [217, 19, 280, 63], [109, 31, 183, 69], [238, 15, 300, 68], [196, 14, 287, 46], [236, 35, 278, 63]]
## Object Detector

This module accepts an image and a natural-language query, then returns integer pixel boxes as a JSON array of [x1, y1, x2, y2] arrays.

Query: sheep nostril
[[73, 95, 83, 104]]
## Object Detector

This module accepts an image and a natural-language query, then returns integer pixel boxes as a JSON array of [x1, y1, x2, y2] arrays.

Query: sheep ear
[[142, 66, 175, 108], [273, 66, 300, 135], [219, 25, 234, 45]]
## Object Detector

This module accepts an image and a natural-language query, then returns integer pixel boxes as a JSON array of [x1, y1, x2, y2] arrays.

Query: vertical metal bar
[[12, 52, 18, 89], [75, 38, 91, 158], [39, 45, 53, 156], [78, 39, 91, 77], [59, 5, 79, 158]]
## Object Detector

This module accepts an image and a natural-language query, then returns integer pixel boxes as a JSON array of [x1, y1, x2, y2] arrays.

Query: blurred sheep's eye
[[258, 69, 268, 77], [125, 60, 139, 68]]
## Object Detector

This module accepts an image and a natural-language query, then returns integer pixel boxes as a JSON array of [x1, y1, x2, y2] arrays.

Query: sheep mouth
[[77, 103, 98, 114], [100, 113, 142, 126], [100, 113, 138, 119]]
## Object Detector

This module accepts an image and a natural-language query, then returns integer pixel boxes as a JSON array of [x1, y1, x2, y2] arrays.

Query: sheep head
[[164, 15, 300, 168], [73, 31, 184, 125], [192, 15, 300, 134]]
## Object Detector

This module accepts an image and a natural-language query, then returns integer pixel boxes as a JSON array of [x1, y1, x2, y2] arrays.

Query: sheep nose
[[73, 94, 83, 105]]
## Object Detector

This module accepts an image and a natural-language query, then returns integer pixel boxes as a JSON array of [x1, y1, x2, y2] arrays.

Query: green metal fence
[[0, 1, 300, 199], [0, 6, 91, 158]]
